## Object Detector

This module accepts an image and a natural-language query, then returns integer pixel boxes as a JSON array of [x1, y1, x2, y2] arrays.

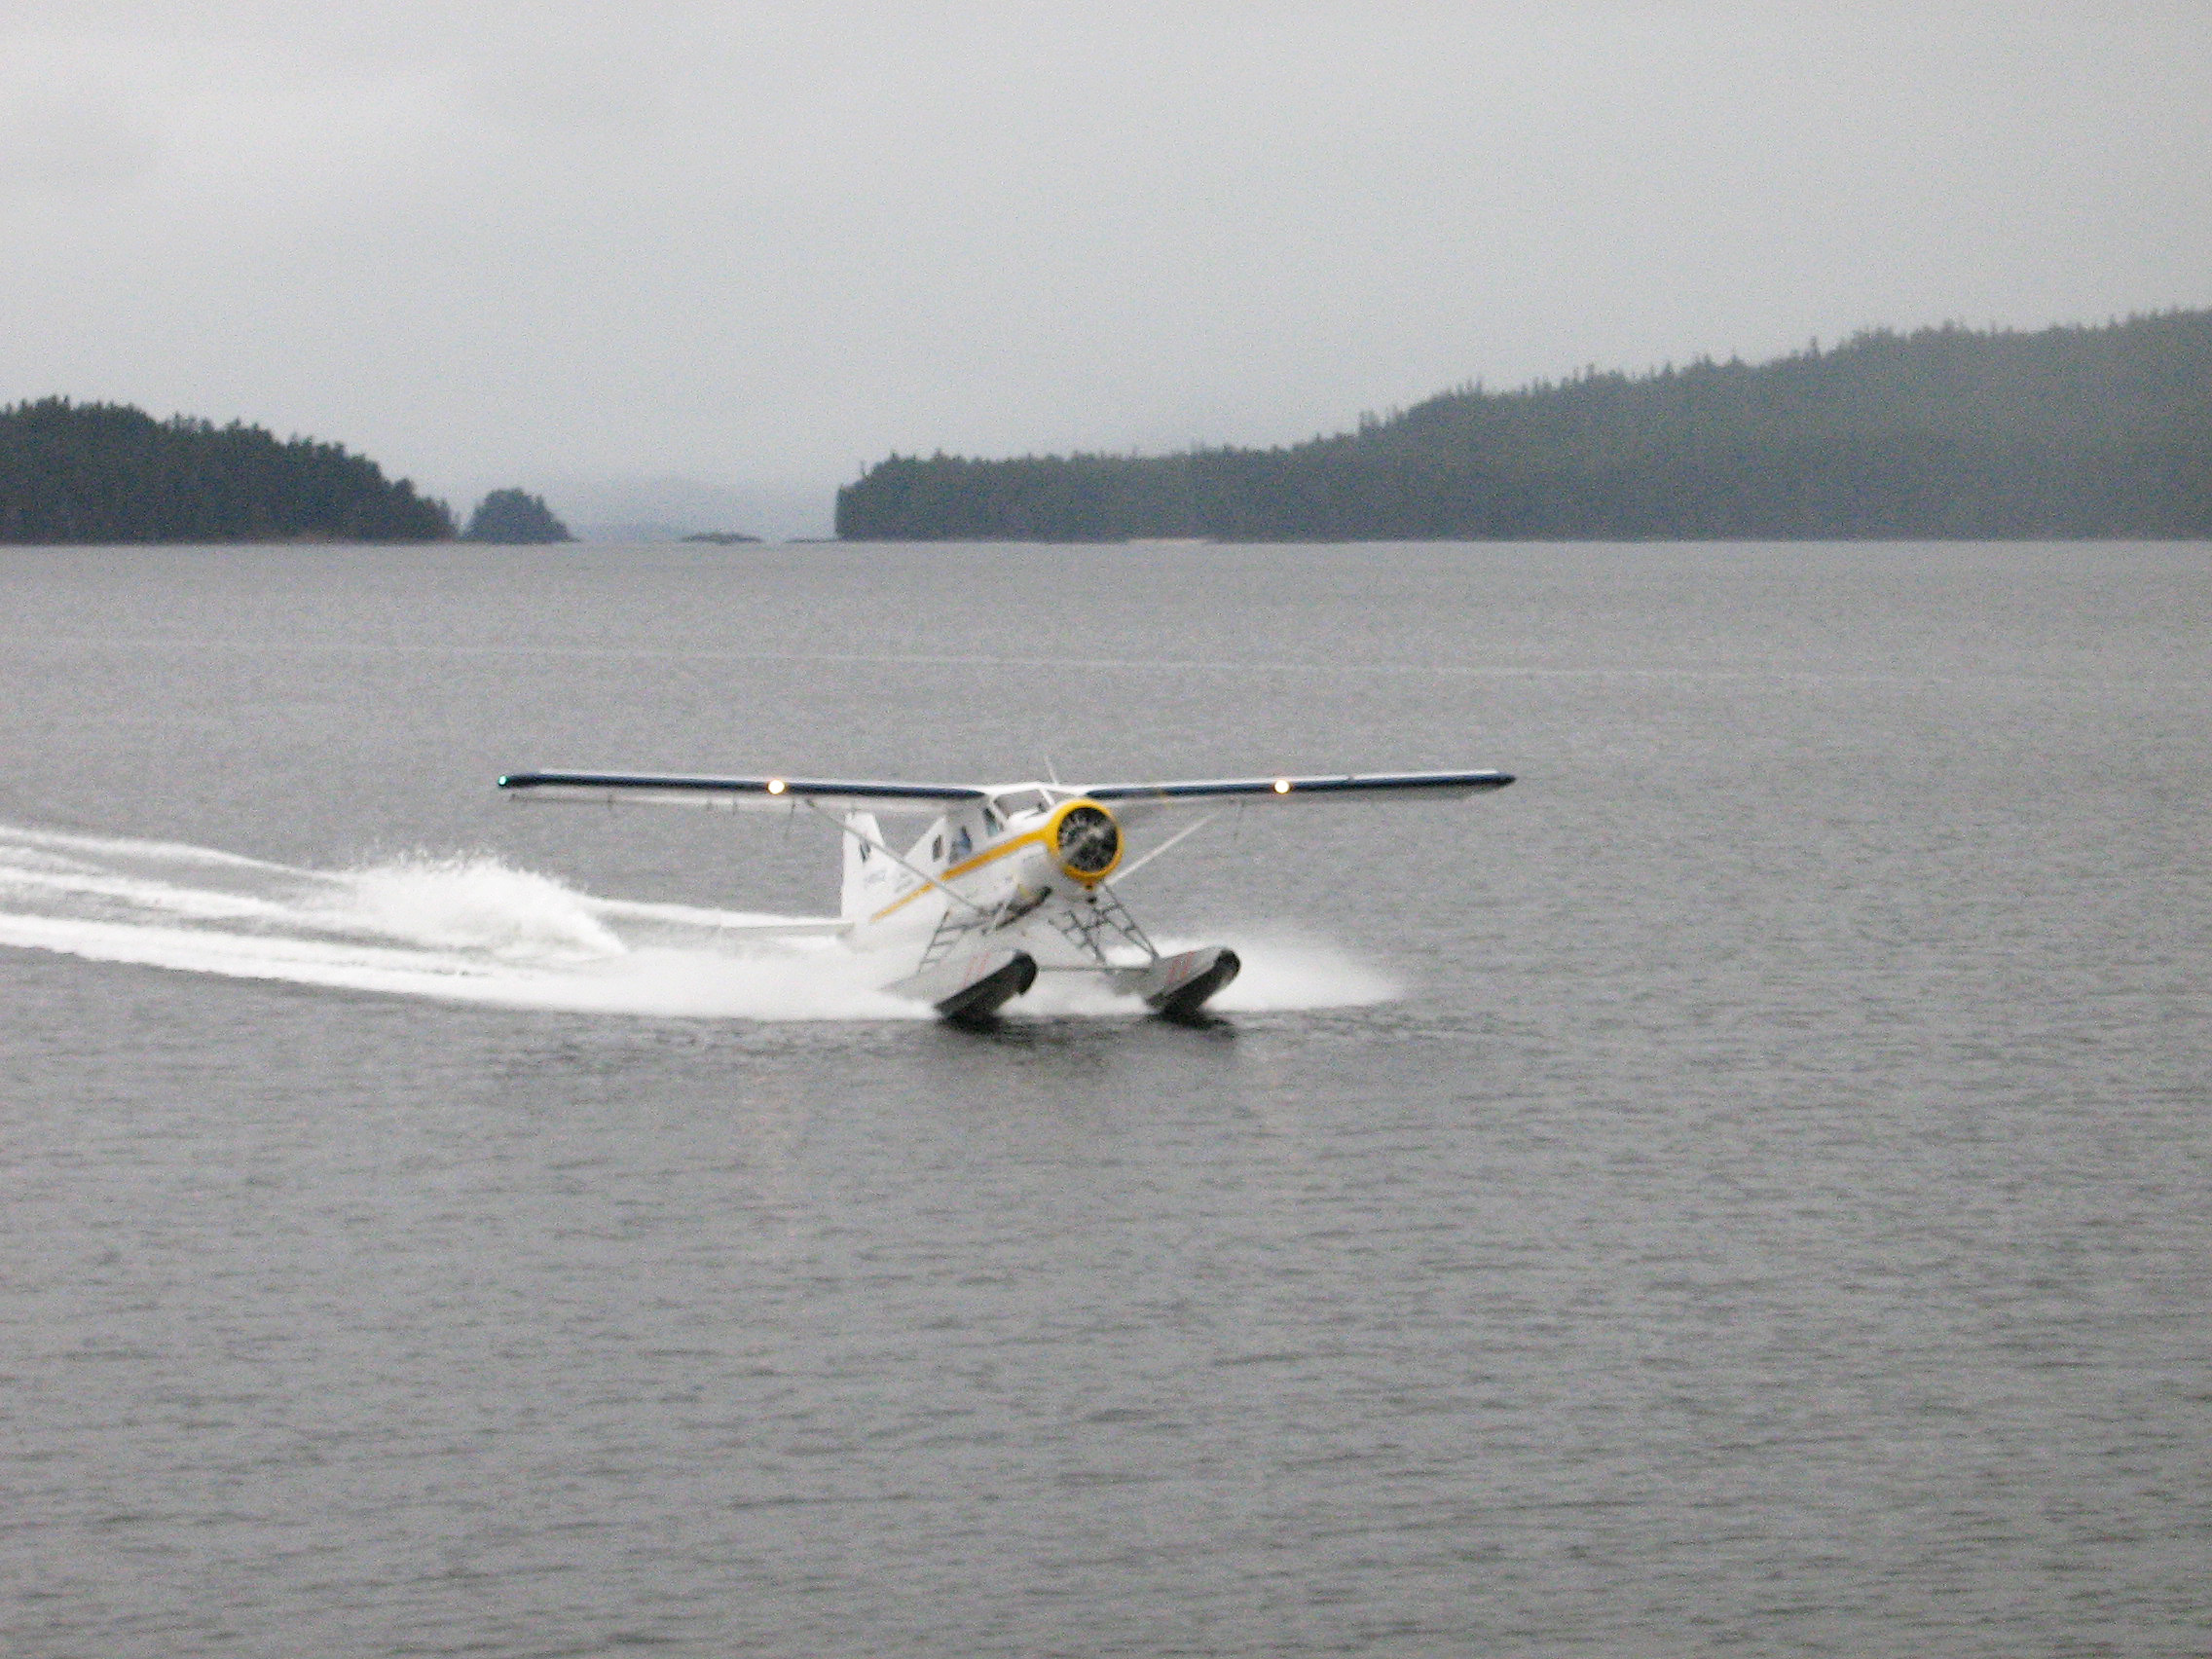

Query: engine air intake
[[1051, 801, 1122, 883]]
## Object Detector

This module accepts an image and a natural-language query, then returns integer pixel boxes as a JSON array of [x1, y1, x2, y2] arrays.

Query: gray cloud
[[4, 2, 2207, 535], [1, 91, 161, 192]]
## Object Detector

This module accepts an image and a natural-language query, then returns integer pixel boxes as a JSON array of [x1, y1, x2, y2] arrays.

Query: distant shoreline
[[836, 312, 2212, 543], [8, 533, 2205, 550], [1, 398, 453, 544]]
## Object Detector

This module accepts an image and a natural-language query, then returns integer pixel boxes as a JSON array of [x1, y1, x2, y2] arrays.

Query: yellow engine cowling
[[1045, 798, 1122, 886]]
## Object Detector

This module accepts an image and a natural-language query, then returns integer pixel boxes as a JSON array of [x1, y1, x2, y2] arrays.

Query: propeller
[[1053, 803, 1122, 877]]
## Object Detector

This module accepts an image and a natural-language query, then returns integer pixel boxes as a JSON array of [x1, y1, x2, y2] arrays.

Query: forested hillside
[[0, 399, 453, 542], [836, 312, 2212, 541]]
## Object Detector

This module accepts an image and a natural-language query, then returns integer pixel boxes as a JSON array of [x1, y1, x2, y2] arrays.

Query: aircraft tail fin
[[839, 811, 892, 920]]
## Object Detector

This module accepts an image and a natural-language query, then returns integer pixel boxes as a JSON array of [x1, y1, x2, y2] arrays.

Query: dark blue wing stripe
[[1083, 770, 1513, 801], [498, 771, 989, 801]]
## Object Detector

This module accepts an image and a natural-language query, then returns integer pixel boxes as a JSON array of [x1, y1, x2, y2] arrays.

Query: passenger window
[[951, 827, 973, 861], [932, 835, 943, 863]]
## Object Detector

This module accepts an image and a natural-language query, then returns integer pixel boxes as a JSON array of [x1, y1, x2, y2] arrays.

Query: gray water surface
[[1, 540, 2206, 1656]]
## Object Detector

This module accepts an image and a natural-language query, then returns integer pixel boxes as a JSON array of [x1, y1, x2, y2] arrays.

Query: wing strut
[[800, 800, 990, 917], [1107, 813, 1218, 886]]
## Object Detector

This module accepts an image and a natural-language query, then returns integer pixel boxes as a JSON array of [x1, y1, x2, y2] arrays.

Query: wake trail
[[0, 825, 1391, 1021]]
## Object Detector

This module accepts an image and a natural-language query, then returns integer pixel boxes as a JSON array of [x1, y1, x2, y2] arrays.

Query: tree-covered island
[[836, 311, 2212, 540], [461, 489, 572, 543], [0, 398, 454, 542]]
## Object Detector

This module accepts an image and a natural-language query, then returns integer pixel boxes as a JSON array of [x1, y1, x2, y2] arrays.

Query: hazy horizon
[[7, 3, 2208, 537]]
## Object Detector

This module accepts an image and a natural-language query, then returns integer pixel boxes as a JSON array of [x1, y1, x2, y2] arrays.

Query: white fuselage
[[840, 787, 1141, 969]]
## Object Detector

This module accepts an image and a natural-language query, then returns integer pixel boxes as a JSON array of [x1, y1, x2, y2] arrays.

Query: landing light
[[1272, 778, 1291, 793], [767, 778, 787, 794]]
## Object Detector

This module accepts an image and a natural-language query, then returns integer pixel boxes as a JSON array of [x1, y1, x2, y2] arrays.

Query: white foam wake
[[0, 825, 1393, 1021]]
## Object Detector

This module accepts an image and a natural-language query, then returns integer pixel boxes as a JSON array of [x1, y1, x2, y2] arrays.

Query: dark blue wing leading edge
[[1083, 769, 1514, 805], [498, 771, 989, 812]]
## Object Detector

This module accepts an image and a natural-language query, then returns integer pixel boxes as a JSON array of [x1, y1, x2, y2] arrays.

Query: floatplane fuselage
[[496, 766, 1514, 1021]]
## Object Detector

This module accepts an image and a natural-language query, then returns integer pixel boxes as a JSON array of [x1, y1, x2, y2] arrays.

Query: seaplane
[[497, 764, 1514, 1021]]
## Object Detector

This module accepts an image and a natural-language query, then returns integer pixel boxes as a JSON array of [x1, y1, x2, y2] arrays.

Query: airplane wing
[[499, 766, 1512, 817], [1082, 768, 1513, 817], [498, 770, 987, 815]]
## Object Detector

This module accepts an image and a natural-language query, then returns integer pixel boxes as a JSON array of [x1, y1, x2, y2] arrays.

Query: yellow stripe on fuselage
[[867, 823, 1052, 923]]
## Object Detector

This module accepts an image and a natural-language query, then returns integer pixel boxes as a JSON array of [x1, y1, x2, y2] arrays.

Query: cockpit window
[[993, 790, 1049, 820], [981, 806, 1001, 834], [950, 827, 973, 861]]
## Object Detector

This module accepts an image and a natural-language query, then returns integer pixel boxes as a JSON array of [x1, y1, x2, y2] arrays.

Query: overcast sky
[[6, 2, 2208, 535]]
